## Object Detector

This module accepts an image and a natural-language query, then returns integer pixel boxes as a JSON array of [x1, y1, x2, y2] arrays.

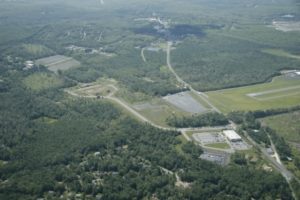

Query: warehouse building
[[223, 130, 242, 142]]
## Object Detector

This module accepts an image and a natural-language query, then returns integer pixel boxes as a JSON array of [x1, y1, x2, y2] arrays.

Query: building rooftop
[[223, 130, 242, 141]]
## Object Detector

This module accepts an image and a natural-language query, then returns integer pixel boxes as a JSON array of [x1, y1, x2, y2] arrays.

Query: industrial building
[[223, 130, 242, 142]]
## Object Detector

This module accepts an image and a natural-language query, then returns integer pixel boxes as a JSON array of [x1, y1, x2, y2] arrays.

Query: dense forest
[[166, 112, 229, 128], [1, 0, 300, 199], [0, 58, 293, 199], [172, 36, 300, 91]]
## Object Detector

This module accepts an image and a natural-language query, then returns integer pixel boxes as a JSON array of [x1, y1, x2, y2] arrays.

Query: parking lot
[[163, 91, 208, 114], [200, 151, 230, 166], [230, 141, 250, 150], [193, 132, 226, 145]]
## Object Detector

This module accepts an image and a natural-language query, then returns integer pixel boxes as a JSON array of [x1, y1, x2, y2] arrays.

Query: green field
[[206, 143, 230, 149], [262, 111, 300, 143], [262, 49, 300, 60], [22, 44, 54, 57], [132, 98, 189, 127], [23, 73, 64, 91], [206, 76, 300, 113]]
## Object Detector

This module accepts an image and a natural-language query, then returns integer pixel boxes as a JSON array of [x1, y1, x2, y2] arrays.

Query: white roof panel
[[223, 130, 241, 140]]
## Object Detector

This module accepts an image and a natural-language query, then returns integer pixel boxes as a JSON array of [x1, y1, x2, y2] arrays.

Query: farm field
[[206, 76, 300, 113], [35, 55, 80, 73]]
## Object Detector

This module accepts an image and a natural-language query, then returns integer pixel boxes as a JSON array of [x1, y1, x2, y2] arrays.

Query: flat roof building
[[223, 130, 242, 142]]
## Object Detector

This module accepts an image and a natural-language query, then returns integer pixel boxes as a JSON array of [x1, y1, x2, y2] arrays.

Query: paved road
[[244, 131, 300, 199], [244, 132, 295, 181], [65, 87, 175, 131], [141, 48, 147, 62], [268, 134, 282, 165], [65, 86, 230, 135], [166, 42, 187, 87]]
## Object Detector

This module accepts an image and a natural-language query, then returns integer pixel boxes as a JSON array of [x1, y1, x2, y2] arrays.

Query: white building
[[223, 130, 242, 142], [23, 60, 34, 70]]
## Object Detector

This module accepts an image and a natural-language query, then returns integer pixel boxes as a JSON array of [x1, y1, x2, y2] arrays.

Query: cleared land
[[200, 151, 230, 166], [67, 78, 118, 97], [21, 44, 54, 57], [247, 85, 300, 100], [74, 84, 114, 97], [35, 55, 80, 72], [206, 76, 300, 113], [262, 111, 300, 143], [132, 98, 188, 127], [163, 91, 209, 114], [262, 49, 300, 60], [23, 73, 64, 91], [271, 21, 300, 32]]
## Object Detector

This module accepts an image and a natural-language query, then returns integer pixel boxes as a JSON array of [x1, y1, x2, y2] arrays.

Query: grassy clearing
[[116, 89, 152, 104], [262, 49, 300, 60], [23, 73, 64, 91], [75, 84, 114, 97], [261, 111, 300, 143], [206, 143, 230, 149], [206, 76, 300, 113], [254, 88, 300, 101], [175, 135, 188, 155], [22, 44, 54, 57], [35, 117, 58, 124], [135, 98, 189, 127]]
